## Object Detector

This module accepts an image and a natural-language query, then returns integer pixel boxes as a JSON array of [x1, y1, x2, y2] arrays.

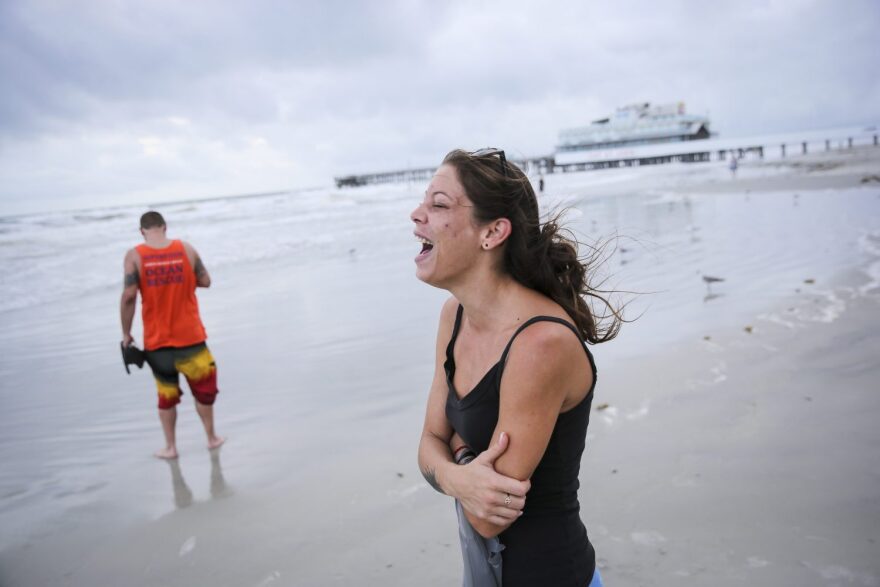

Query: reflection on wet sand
[[165, 448, 231, 509], [209, 449, 232, 500], [703, 292, 724, 303], [166, 459, 193, 509]]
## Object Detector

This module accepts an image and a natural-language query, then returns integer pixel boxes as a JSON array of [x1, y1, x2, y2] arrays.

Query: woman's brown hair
[[443, 149, 621, 344]]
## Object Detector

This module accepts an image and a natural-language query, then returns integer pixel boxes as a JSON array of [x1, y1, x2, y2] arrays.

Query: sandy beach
[[1, 146, 879, 586]]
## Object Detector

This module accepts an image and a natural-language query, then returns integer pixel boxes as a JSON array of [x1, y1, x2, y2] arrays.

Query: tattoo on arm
[[421, 466, 445, 494], [124, 271, 139, 287], [194, 257, 206, 277]]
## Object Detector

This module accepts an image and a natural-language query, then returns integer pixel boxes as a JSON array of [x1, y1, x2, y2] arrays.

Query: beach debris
[[595, 403, 610, 411], [703, 335, 711, 341], [611, 469, 618, 474], [702, 275, 725, 285], [744, 325, 753, 333], [630, 530, 668, 546], [256, 571, 282, 587], [804, 278, 815, 284], [179, 535, 196, 557], [860, 174, 880, 183], [396, 472, 404, 478]]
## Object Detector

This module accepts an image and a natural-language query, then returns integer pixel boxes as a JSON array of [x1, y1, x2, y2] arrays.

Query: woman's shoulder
[[435, 296, 461, 339], [440, 295, 460, 317], [509, 295, 584, 353], [504, 301, 593, 396], [520, 291, 575, 327], [512, 318, 581, 355]]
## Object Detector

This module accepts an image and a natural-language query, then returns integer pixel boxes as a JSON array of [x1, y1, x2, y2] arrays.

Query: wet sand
[[4, 293, 878, 586], [586, 286, 880, 585], [1, 147, 879, 586]]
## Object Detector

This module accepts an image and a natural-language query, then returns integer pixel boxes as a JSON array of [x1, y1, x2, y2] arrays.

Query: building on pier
[[556, 102, 711, 161]]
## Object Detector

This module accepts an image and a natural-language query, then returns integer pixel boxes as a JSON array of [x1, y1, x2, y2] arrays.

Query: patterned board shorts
[[145, 342, 219, 409]]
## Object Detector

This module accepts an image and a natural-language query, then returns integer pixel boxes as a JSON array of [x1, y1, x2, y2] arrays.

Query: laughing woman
[[414, 149, 620, 586]]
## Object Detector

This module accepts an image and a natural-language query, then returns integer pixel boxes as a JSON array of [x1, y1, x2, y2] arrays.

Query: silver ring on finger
[[504, 493, 512, 506]]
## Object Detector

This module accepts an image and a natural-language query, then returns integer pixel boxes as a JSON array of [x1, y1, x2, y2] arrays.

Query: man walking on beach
[[120, 211, 224, 459]]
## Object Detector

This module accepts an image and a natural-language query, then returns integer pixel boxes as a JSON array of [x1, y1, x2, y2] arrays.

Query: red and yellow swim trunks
[[144, 343, 219, 409]]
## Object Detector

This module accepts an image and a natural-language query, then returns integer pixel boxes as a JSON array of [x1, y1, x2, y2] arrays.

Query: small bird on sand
[[701, 275, 725, 299]]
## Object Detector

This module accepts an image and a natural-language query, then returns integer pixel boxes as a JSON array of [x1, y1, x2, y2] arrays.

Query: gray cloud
[[1, 1, 434, 131], [1, 0, 878, 214]]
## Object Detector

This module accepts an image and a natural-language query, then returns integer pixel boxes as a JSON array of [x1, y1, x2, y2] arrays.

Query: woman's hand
[[446, 432, 530, 527]]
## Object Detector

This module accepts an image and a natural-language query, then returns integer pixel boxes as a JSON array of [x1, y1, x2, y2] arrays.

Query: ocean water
[[1, 154, 879, 576], [2, 159, 878, 321]]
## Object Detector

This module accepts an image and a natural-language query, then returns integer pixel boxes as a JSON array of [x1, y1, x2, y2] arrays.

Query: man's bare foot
[[207, 436, 226, 450], [155, 447, 179, 459]]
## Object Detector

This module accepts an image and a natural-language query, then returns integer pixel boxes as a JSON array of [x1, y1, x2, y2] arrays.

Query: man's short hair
[[140, 211, 166, 230]]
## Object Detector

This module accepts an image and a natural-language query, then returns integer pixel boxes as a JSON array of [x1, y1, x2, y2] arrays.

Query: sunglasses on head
[[470, 147, 508, 178]]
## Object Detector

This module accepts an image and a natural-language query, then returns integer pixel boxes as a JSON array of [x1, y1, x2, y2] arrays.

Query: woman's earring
[[483, 242, 489, 249]]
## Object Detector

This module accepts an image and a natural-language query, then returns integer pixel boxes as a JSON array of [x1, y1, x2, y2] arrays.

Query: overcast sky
[[1, 0, 878, 214]]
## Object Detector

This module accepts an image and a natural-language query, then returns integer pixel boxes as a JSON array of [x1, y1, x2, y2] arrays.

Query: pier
[[334, 130, 878, 188], [335, 166, 436, 188], [334, 155, 555, 188]]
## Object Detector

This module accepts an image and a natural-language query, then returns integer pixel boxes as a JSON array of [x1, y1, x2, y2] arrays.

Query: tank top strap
[[452, 304, 465, 338], [445, 304, 465, 361], [499, 316, 586, 365]]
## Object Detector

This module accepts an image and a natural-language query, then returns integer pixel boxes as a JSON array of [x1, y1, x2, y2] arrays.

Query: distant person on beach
[[729, 153, 738, 178], [120, 211, 224, 459], [413, 148, 620, 586], [538, 174, 545, 194]]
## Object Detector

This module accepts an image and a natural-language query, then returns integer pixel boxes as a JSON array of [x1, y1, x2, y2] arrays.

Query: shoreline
[[678, 145, 880, 195]]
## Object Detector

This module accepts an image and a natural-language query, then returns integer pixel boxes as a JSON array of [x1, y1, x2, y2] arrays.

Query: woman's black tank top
[[445, 305, 597, 586]]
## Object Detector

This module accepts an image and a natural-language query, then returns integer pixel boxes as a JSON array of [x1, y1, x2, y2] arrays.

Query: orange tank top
[[136, 240, 207, 351]]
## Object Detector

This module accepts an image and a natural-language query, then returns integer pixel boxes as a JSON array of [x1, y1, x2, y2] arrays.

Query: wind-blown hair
[[443, 149, 621, 344]]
